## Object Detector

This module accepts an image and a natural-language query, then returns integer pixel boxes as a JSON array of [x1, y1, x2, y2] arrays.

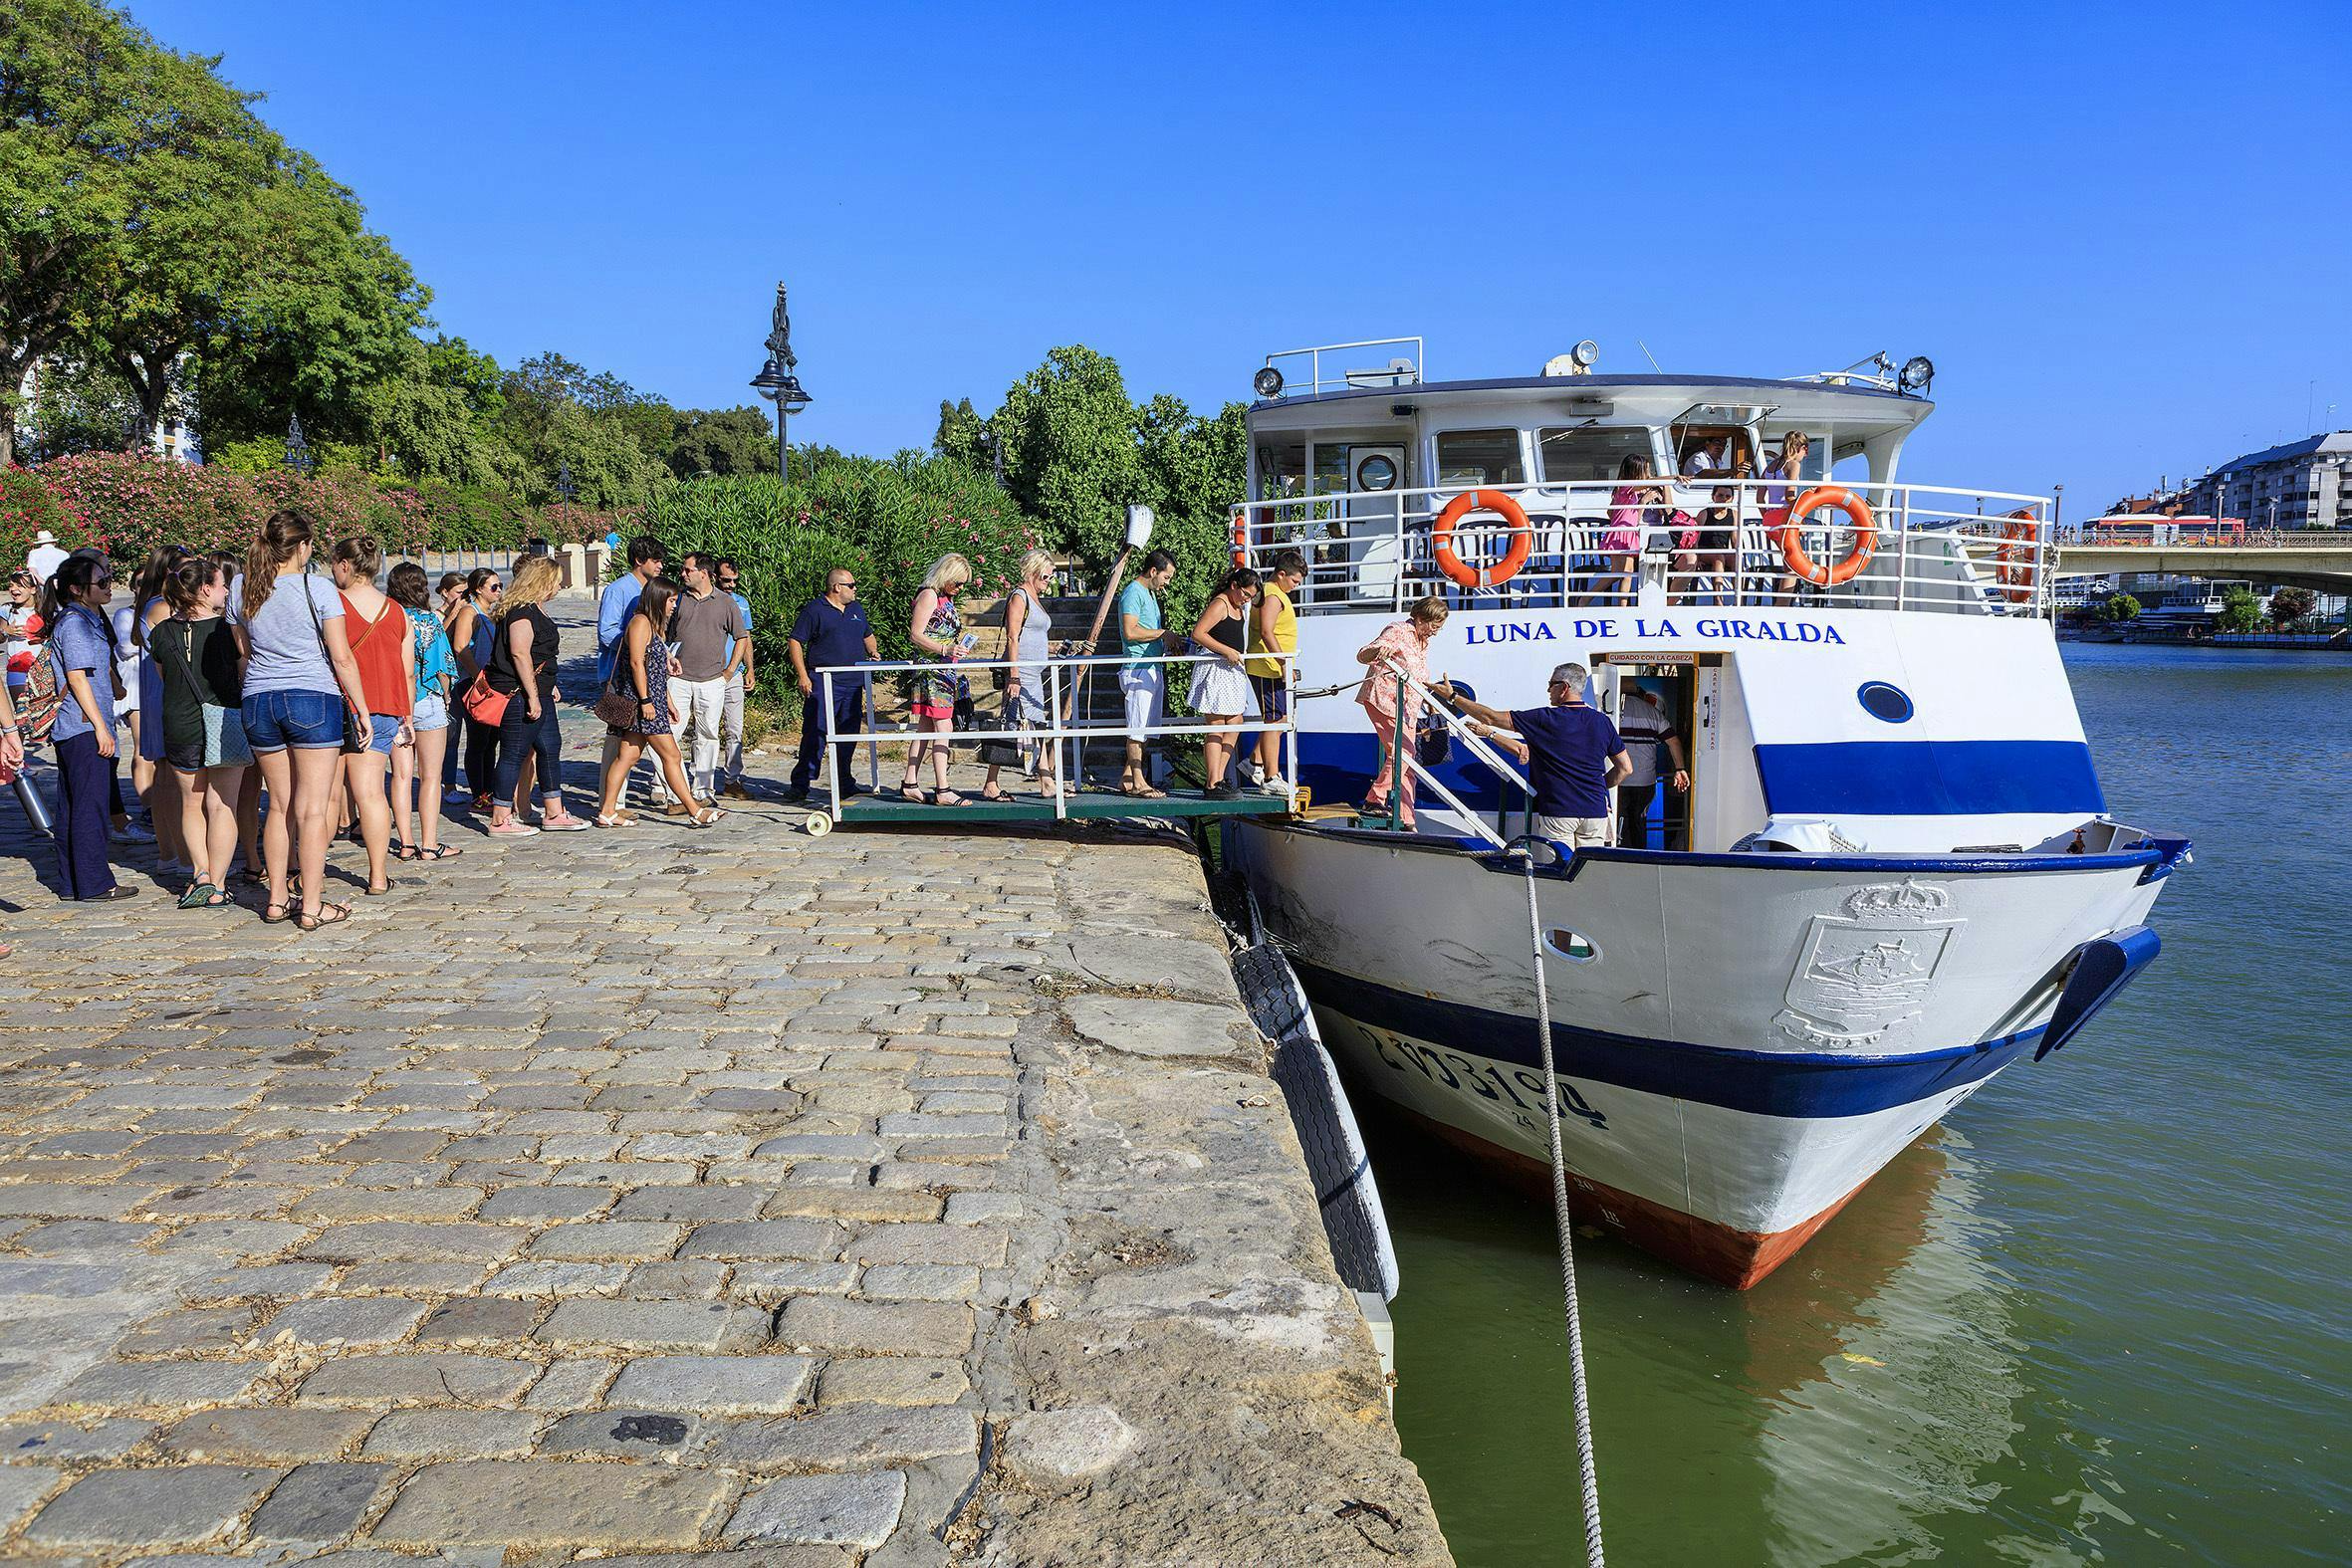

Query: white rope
[[1514, 840, 1605, 1567]]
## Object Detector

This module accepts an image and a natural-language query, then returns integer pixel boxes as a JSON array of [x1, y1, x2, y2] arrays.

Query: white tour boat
[[1220, 338, 2189, 1287]]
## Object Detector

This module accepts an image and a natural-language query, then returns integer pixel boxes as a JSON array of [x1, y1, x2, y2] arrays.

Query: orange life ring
[[1778, 486, 1876, 586], [1431, 489, 1533, 588], [1232, 512, 1250, 567], [1995, 509, 2038, 602]]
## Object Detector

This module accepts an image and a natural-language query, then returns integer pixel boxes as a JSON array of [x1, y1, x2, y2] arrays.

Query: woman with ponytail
[[228, 509, 371, 931], [41, 556, 131, 900]]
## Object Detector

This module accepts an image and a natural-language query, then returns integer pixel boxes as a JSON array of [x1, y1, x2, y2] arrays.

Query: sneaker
[[783, 785, 810, 804], [1204, 783, 1239, 801], [442, 788, 471, 805], [113, 819, 156, 844], [487, 820, 540, 838], [723, 781, 754, 800], [1245, 763, 1268, 787], [539, 814, 589, 832]]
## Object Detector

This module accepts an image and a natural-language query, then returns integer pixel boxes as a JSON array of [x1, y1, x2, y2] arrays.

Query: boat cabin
[[1236, 338, 2049, 619]]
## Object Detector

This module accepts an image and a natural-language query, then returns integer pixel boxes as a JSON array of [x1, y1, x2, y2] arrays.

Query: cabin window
[[1256, 441, 1305, 502], [1544, 928, 1599, 962], [1538, 426, 1656, 483], [1434, 428, 1526, 486]]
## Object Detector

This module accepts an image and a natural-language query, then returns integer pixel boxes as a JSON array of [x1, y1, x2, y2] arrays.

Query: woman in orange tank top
[[330, 536, 414, 897]]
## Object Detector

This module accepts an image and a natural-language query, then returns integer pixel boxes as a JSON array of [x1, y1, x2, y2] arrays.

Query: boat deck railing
[[1235, 477, 2054, 618], [816, 650, 1298, 826]]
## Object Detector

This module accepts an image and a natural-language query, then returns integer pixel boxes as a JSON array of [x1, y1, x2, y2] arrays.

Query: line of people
[[1, 512, 762, 942]]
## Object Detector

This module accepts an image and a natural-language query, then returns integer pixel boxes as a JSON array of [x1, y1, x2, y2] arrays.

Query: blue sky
[[140, 0, 2350, 517]]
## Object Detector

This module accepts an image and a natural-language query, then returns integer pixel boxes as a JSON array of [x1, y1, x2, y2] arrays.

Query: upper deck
[[1235, 339, 2051, 618]]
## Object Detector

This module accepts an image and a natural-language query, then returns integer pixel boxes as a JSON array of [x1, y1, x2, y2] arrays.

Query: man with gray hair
[[1440, 660, 1631, 850]]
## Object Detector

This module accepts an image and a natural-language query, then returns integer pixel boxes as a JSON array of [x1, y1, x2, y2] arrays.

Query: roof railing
[[1260, 337, 1424, 398]]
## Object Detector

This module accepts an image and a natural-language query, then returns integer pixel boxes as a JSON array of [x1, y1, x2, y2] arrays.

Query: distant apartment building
[[2180, 431, 2352, 532]]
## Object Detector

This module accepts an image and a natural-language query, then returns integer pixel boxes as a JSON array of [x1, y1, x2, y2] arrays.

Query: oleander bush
[[9, 451, 624, 567]]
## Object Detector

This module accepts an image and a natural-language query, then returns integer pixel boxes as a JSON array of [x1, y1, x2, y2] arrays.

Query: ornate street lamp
[[975, 424, 1003, 489], [749, 282, 812, 486], [283, 411, 314, 477], [555, 457, 577, 507]]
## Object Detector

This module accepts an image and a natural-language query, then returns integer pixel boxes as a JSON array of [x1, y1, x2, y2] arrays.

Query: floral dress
[[1354, 620, 1432, 725], [910, 591, 962, 722]]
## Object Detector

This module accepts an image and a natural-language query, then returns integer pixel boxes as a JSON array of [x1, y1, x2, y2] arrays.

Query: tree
[[1133, 393, 1249, 618], [2266, 585, 2316, 626], [2217, 586, 2266, 634], [188, 154, 431, 448], [0, 0, 269, 462], [21, 358, 142, 458], [990, 345, 1144, 566], [932, 396, 986, 473], [666, 406, 776, 479], [2100, 593, 2141, 622]]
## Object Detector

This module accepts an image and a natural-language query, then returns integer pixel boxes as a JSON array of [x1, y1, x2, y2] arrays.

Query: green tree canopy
[[2217, 586, 2266, 634], [666, 406, 777, 479]]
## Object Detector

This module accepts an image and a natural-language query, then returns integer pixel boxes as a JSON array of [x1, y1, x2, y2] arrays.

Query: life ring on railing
[[1996, 509, 2039, 602], [1777, 486, 1876, 586], [1431, 489, 1533, 588], [1232, 512, 1250, 567]]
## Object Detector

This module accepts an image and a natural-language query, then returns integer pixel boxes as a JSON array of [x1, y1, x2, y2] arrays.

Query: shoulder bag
[[592, 640, 639, 730]]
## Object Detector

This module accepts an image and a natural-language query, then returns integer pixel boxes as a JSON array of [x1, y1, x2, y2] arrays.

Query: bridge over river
[[2053, 532, 2352, 593]]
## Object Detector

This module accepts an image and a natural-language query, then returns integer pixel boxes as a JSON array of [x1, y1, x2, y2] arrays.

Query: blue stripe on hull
[[1292, 958, 2041, 1120], [1293, 733, 2107, 818], [1755, 740, 2105, 816]]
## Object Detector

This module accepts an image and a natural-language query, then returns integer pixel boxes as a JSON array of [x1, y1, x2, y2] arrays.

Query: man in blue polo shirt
[[786, 567, 879, 801], [1443, 660, 1631, 851]]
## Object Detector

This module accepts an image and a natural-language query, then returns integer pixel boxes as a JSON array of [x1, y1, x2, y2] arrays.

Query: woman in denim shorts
[[388, 562, 460, 863], [229, 509, 372, 931], [151, 556, 250, 908]]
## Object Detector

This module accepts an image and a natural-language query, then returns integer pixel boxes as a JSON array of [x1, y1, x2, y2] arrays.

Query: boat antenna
[[1636, 339, 1663, 372]]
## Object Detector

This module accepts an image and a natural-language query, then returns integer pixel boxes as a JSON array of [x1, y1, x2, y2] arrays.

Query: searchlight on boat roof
[[1253, 365, 1285, 399], [1900, 355, 1936, 394], [1542, 340, 1601, 377]]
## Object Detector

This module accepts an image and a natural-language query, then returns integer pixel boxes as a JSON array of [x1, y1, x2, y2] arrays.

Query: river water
[[1378, 645, 2350, 1566]]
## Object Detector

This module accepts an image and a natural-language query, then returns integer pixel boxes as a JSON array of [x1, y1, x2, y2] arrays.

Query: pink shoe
[[487, 820, 540, 838], [539, 813, 588, 832]]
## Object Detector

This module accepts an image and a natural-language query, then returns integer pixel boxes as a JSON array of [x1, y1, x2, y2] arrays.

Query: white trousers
[[720, 670, 747, 783], [668, 676, 726, 794]]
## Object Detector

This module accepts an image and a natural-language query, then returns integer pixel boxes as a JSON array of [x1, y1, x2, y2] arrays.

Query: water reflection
[[1381, 1107, 2059, 1566]]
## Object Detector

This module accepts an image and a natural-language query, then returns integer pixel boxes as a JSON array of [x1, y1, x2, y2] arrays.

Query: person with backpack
[[42, 555, 132, 900]]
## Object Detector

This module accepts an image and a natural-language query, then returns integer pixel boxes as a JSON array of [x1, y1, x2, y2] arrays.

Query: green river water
[[1377, 645, 2350, 1565]]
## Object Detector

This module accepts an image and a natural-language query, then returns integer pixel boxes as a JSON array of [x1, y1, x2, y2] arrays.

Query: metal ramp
[[834, 784, 1294, 827]]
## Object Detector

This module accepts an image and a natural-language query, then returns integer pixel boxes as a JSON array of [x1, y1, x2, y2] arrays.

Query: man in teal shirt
[[1116, 550, 1179, 797]]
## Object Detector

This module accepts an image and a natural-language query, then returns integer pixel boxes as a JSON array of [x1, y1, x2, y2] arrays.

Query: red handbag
[[460, 670, 510, 726]]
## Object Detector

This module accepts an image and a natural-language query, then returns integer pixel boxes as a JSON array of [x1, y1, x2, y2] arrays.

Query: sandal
[[898, 784, 928, 803], [933, 790, 967, 806], [363, 880, 401, 897], [295, 902, 352, 931], [176, 881, 228, 910], [417, 844, 463, 859], [689, 806, 724, 828], [391, 843, 423, 861], [593, 813, 631, 828], [262, 901, 292, 925], [1121, 785, 1169, 799], [979, 785, 1007, 802]]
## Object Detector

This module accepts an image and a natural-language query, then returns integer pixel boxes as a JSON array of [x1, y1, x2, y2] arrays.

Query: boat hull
[[1232, 819, 2175, 1286]]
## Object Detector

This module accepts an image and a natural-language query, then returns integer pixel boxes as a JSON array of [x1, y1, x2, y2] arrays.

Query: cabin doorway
[[1593, 654, 1712, 851]]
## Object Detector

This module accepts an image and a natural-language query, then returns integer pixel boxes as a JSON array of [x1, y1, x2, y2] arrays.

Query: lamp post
[[975, 424, 1003, 489], [749, 282, 812, 486], [283, 412, 314, 477]]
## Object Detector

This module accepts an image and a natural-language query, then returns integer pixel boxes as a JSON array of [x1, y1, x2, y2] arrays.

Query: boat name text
[[1463, 616, 1847, 646]]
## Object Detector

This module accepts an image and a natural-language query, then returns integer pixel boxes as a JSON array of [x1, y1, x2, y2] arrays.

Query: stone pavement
[[0, 603, 1448, 1565]]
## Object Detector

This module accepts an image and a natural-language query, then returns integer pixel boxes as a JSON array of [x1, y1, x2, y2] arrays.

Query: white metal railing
[[1261, 337, 1425, 397], [1354, 657, 1536, 849], [815, 650, 1297, 821], [1234, 477, 2055, 618]]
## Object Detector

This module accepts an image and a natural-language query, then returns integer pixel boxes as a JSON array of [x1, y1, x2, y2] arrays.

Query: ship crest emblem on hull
[[1774, 881, 1960, 1049]]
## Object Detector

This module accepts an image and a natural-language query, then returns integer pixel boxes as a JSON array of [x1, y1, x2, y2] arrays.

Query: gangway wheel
[[802, 811, 832, 837]]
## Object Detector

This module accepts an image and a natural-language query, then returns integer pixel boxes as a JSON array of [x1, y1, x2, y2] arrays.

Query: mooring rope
[[1512, 838, 1605, 1567]]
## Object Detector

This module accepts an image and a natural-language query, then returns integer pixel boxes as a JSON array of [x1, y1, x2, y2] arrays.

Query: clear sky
[[138, 0, 2350, 518]]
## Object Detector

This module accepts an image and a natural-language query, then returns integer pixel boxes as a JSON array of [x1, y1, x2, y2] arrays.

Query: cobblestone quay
[[0, 602, 1448, 1566]]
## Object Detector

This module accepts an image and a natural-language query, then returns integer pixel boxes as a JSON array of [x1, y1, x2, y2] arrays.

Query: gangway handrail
[[815, 650, 1298, 823], [1353, 656, 1535, 850]]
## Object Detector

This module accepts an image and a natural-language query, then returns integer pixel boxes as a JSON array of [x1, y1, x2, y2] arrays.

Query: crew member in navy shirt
[[1443, 659, 1631, 851], [786, 566, 879, 800]]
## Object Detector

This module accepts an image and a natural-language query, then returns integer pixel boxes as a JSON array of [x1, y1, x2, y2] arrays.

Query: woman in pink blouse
[[1353, 595, 1449, 827], [1588, 453, 1671, 605]]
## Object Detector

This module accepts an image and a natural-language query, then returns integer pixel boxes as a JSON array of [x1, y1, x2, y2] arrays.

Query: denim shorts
[[242, 687, 346, 753], [365, 713, 404, 755], [412, 692, 449, 733]]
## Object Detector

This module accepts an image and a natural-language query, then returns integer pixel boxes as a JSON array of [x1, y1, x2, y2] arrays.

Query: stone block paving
[[0, 601, 1449, 1566]]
